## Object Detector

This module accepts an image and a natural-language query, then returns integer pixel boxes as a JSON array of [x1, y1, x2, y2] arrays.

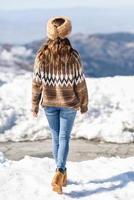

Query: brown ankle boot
[[51, 168, 58, 187], [51, 169, 64, 194], [51, 168, 67, 187]]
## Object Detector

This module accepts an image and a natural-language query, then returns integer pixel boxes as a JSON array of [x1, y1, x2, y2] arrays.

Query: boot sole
[[52, 183, 62, 194]]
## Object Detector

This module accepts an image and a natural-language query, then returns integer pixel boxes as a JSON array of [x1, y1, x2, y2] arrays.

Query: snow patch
[[0, 63, 134, 143], [0, 152, 134, 199]]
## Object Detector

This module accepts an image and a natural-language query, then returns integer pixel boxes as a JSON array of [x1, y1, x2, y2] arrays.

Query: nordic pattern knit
[[31, 50, 89, 114]]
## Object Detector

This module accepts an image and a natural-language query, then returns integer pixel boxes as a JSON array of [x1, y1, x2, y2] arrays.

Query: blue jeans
[[43, 106, 77, 171]]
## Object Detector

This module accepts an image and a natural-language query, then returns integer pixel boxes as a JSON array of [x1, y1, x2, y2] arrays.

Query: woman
[[31, 16, 89, 194]]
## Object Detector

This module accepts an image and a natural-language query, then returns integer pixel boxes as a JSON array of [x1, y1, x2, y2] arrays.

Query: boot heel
[[62, 173, 67, 186], [62, 169, 67, 186]]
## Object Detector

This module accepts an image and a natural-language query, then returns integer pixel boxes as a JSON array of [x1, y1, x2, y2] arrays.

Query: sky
[[0, 0, 134, 10]]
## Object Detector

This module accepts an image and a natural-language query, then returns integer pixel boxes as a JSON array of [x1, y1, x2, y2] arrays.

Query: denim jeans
[[43, 106, 77, 171]]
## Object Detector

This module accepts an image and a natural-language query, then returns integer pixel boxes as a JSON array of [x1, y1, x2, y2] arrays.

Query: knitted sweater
[[31, 50, 89, 114]]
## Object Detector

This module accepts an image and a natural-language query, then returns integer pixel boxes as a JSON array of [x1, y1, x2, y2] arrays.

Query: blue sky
[[0, 0, 134, 10]]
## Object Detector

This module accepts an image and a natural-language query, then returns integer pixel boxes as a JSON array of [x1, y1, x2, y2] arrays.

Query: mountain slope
[[25, 32, 134, 77]]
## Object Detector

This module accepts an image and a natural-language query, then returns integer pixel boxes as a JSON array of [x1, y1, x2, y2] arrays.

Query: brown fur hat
[[46, 16, 72, 40]]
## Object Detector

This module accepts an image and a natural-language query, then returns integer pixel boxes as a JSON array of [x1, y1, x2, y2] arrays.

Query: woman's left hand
[[32, 111, 38, 117]]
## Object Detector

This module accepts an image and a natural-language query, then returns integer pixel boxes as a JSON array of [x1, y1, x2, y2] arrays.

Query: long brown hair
[[36, 37, 79, 70]]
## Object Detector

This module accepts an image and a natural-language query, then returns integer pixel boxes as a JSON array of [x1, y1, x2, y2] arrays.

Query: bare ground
[[0, 139, 134, 161]]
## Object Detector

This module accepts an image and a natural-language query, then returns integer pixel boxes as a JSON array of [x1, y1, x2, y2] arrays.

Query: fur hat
[[46, 16, 72, 40]]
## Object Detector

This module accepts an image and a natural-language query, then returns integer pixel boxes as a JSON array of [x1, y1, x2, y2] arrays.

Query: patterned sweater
[[31, 50, 89, 114]]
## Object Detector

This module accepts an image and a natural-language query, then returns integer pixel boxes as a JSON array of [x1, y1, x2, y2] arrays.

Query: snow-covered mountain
[[0, 44, 33, 71], [0, 43, 134, 143], [2, 32, 134, 77], [25, 32, 134, 77]]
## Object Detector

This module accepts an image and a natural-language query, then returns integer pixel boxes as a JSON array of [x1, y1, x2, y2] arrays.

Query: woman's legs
[[43, 106, 60, 164], [44, 106, 77, 170], [57, 107, 77, 170]]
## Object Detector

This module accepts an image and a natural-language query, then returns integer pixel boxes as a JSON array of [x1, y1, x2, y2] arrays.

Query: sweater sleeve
[[31, 54, 43, 113], [73, 52, 89, 114]]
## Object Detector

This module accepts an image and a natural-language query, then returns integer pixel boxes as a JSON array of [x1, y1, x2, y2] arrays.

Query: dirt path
[[0, 139, 134, 161]]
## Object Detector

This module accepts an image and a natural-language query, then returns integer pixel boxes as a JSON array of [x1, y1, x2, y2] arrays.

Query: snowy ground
[[0, 151, 134, 200], [0, 63, 134, 142]]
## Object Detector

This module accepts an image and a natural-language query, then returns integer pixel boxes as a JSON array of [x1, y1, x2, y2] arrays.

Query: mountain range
[[1, 32, 134, 77], [24, 32, 134, 77]]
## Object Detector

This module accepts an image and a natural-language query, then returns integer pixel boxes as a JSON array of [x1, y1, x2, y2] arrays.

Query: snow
[[0, 44, 134, 199], [0, 152, 134, 199], [11, 46, 32, 57], [0, 46, 33, 69], [0, 49, 14, 61], [0, 46, 32, 62], [0, 63, 134, 142], [0, 45, 134, 143]]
